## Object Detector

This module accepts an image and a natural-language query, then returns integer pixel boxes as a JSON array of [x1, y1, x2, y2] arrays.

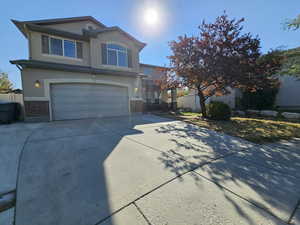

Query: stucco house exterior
[[10, 16, 168, 121], [140, 63, 169, 110]]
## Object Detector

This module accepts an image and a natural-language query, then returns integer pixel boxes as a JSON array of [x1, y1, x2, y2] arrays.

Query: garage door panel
[[51, 83, 129, 120], [53, 97, 129, 106], [52, 105, 129, 113], [52, 89, 127, 98]]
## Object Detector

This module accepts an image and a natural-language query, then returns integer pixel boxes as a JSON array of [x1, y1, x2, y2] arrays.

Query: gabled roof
[[84, 26, 146, 49], [11, 16, 105, 38], [18, 16, 106, 28], [12, 16, 146, 50]]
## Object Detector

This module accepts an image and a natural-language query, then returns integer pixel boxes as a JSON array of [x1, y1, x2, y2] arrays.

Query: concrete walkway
[[1, 115, 299, 225]]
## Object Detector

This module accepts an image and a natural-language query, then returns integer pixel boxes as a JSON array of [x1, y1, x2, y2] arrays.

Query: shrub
[[207, 101, 231, 120], [240, 87, 278, 110]]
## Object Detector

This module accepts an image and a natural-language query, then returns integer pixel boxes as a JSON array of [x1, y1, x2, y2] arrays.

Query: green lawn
[[178, 112, 202, 117], [157, 112, 300, 144]]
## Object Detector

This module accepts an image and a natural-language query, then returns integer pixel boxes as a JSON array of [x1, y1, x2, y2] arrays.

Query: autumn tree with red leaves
[[163, 13, 282, 118]]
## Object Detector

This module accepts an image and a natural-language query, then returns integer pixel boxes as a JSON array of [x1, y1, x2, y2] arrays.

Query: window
[[107, 43, 128, 67], [64, 40, 76, 57], [107, 49, 117, 65], [50, 38, 63, 56], [41, 35, 83, 59]]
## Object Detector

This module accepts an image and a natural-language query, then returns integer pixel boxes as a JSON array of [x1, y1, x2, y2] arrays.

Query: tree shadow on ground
[[155, 122, 300, 224]]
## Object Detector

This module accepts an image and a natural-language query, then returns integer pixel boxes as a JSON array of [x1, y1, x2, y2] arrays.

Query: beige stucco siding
[[21, 68, 140, 100], [44, 21, 104, 34], [90, 31, 140, 73], [29, 31, 91, 66], [28, 30, 140, 72]]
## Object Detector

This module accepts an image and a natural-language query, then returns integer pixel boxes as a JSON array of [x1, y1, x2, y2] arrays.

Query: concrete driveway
[[1, 114, 299, 225]]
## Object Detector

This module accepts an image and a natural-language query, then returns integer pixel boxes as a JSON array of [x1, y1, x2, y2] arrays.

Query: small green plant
[[207, 101, 231, 120]]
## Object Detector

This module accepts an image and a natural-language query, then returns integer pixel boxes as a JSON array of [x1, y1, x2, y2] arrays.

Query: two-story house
[[10, 16, 168, 121]]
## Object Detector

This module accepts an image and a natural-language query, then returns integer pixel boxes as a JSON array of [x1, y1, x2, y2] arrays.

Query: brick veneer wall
[[130, 100, 144, 113], [24, 100, 143, 121], [24, 101, 50, 120]]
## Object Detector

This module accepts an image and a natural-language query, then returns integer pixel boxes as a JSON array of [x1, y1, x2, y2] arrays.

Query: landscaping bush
[[207, 101, 231, 120], [240, 87, 278, 110]]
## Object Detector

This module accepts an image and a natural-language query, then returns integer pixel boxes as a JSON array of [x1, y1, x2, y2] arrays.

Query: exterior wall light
[[134, 87, 138, 93], [34, 80, 41, 88]]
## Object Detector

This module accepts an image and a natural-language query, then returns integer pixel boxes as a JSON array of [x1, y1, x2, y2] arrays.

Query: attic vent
[[86, 23, 96, 30]]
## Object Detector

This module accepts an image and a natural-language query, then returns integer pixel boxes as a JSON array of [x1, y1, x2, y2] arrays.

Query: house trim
[[10, 60, 146, 78], [19, 16, 106, 28], [42, 54, 83, 62]]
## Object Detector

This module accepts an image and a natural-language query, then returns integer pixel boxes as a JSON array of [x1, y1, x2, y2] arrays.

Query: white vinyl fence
[[177, 89, 237, 111], [177, 94, 201, 111]]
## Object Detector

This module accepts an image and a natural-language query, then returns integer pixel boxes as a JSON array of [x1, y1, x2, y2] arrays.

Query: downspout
[[89, 38, 93, 68], [26, 25, 32, 60]]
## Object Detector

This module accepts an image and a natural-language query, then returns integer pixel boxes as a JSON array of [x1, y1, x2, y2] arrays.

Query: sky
[[0, 0, 299, 89]]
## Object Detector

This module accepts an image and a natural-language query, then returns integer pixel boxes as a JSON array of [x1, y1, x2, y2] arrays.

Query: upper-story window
[[101, 43, 133, 68], [107, 44, 128, 67], [41, 35, 83, 59]]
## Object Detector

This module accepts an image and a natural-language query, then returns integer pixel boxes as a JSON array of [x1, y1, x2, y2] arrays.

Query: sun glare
[[144, 8, 159, 26]]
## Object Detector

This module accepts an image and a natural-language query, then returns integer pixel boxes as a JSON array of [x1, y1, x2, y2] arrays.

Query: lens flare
[[144, 8, 159, 26]]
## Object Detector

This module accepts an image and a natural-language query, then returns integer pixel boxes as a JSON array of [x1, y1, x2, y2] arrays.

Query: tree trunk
[[171, 88, 177, 111], [198, 89, 207, 118]]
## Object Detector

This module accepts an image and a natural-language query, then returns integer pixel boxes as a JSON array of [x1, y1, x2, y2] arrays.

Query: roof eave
[[140, 63, 168, 69], [20, 16, 106, 28], [11, 20, 28, 38], [88, 26, 146, 50], [113, 26, 146, 50], [10, 60, 147, 78], [26, 24, 89, 41]]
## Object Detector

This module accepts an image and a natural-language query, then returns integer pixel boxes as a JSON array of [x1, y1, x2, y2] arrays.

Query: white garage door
[[51, 83, 130, 120]]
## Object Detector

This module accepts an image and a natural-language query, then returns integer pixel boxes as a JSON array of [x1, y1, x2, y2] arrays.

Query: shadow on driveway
[[155, 122, 300, 223], [12, 115, 300, 225], [14, 115, 178, 225]]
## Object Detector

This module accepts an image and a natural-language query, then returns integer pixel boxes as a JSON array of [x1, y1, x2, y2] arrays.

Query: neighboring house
[[10, 16, 165, 121], [140, 63, 169, 110]]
